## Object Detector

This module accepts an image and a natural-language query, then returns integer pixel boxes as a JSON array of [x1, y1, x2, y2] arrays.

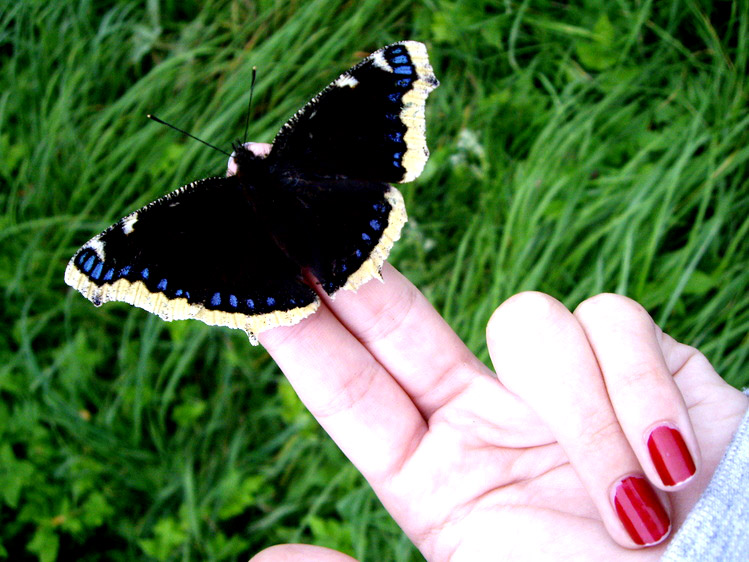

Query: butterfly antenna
[[242, 66, 258, 143], [147, 114, 231, 157]]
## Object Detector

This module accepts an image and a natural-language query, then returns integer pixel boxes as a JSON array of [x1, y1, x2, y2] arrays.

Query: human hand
[[237, 147, 748, 561]]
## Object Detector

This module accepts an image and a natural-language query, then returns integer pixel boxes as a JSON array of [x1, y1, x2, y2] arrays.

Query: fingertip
[[573, 293, 654, 334], [248, 142, 272, 157], [227, 142, 272, 176], [486, 291, 568, 353], [645, 423, 699, 490], [610, 474, 672, 548], [250, 544, 358, 562]]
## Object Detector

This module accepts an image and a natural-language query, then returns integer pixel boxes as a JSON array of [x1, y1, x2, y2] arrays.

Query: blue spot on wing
[[103, 268, 114, 281], [246, 298, 255, 310], [362, 232, 371, 242], [76, 251, 88, 267], [175, 289, 183, 297], [393, 65, 413, 75], [266, 297, 276, 307], [388, 131, 403, 142], [395, 78, 412, 88], [391, 54, 409, 64], [370, 219, 382, 231], [141, 267, 150, 280], [82, 255, 95, 273], [388, 92, 401, 103], [211, 292, 221, 306], [355, 249, 362, 258], [91, 262, 103, 280], [157, 279, 167, 291], [119, 265, 131, 277], [229, 294, 238, 308]]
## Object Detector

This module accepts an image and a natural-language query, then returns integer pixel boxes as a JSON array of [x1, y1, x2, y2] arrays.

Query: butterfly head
[[227, 142, 272, 178]]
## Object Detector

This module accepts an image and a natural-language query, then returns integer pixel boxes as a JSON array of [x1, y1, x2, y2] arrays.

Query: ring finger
[[574, 294, 700, 490]]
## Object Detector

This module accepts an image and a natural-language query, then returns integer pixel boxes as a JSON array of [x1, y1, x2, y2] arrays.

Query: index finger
[[260, 297, 427, 482], [321, 263, 494, 416]]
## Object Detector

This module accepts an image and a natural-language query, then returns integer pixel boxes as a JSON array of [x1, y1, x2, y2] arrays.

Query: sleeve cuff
[[661, 389, 749, 561]]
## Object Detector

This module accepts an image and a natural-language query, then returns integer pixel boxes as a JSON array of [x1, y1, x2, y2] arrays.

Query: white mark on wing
[[371, 51, 392, 72], [334, 75, 359, 88], [121, 213, 138, 235], [87, 238, 106, 259]]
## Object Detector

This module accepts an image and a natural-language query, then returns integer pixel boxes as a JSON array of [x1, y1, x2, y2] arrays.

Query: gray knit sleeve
[[661, 389, 749, 561]]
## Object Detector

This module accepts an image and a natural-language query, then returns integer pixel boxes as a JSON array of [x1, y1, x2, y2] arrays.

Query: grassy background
[[2, 0, 748, 560]]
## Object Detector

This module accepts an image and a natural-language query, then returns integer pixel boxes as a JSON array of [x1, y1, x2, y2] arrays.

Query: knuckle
[[583, 416, 622, 448], [616, 363, 668, 389], [570, 410, 624, 455], [677, 345, 714, 376], [313, 361, 380, 419], [356, 279, 417, 344]]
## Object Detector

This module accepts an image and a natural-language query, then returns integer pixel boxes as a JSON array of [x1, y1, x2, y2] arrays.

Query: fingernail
[[647, 425, 696, 486], [613, 475, 671, 546]]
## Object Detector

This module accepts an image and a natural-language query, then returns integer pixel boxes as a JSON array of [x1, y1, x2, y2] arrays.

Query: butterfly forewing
[[65, 176, 319, 342], [269, 41, 439, 184]]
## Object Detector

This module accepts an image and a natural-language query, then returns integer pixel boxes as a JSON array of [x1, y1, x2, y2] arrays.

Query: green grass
[[1, 0, 748, 560]]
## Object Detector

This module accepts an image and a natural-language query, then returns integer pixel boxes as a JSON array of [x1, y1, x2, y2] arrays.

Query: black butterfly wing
[[258, 41, 438, 295], [64, 176, 319, 343], [239, 164, 407, 295], [268, 41, 439, 184], [297, 184, 407, 295]]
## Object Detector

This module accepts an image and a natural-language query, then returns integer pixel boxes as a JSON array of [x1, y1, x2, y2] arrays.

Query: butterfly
[[64, 41, 439, 344]]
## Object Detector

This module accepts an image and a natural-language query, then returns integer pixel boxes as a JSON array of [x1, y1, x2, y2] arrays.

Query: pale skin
[[233, 145, 749, 561]]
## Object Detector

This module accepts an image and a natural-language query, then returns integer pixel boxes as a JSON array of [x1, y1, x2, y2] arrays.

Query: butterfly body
[[65, 41, 438, 344]]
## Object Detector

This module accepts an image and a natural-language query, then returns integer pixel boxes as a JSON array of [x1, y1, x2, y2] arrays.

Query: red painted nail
[[613, 475, 671, 546], [647, 425, 696, 486]]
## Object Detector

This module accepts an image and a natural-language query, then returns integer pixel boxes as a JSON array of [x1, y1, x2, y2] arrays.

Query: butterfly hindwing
[[269, 41, 439, 184], [64, 176, 319, 342], [234, 153, 407, 295], [302, 185, 407, 295]]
